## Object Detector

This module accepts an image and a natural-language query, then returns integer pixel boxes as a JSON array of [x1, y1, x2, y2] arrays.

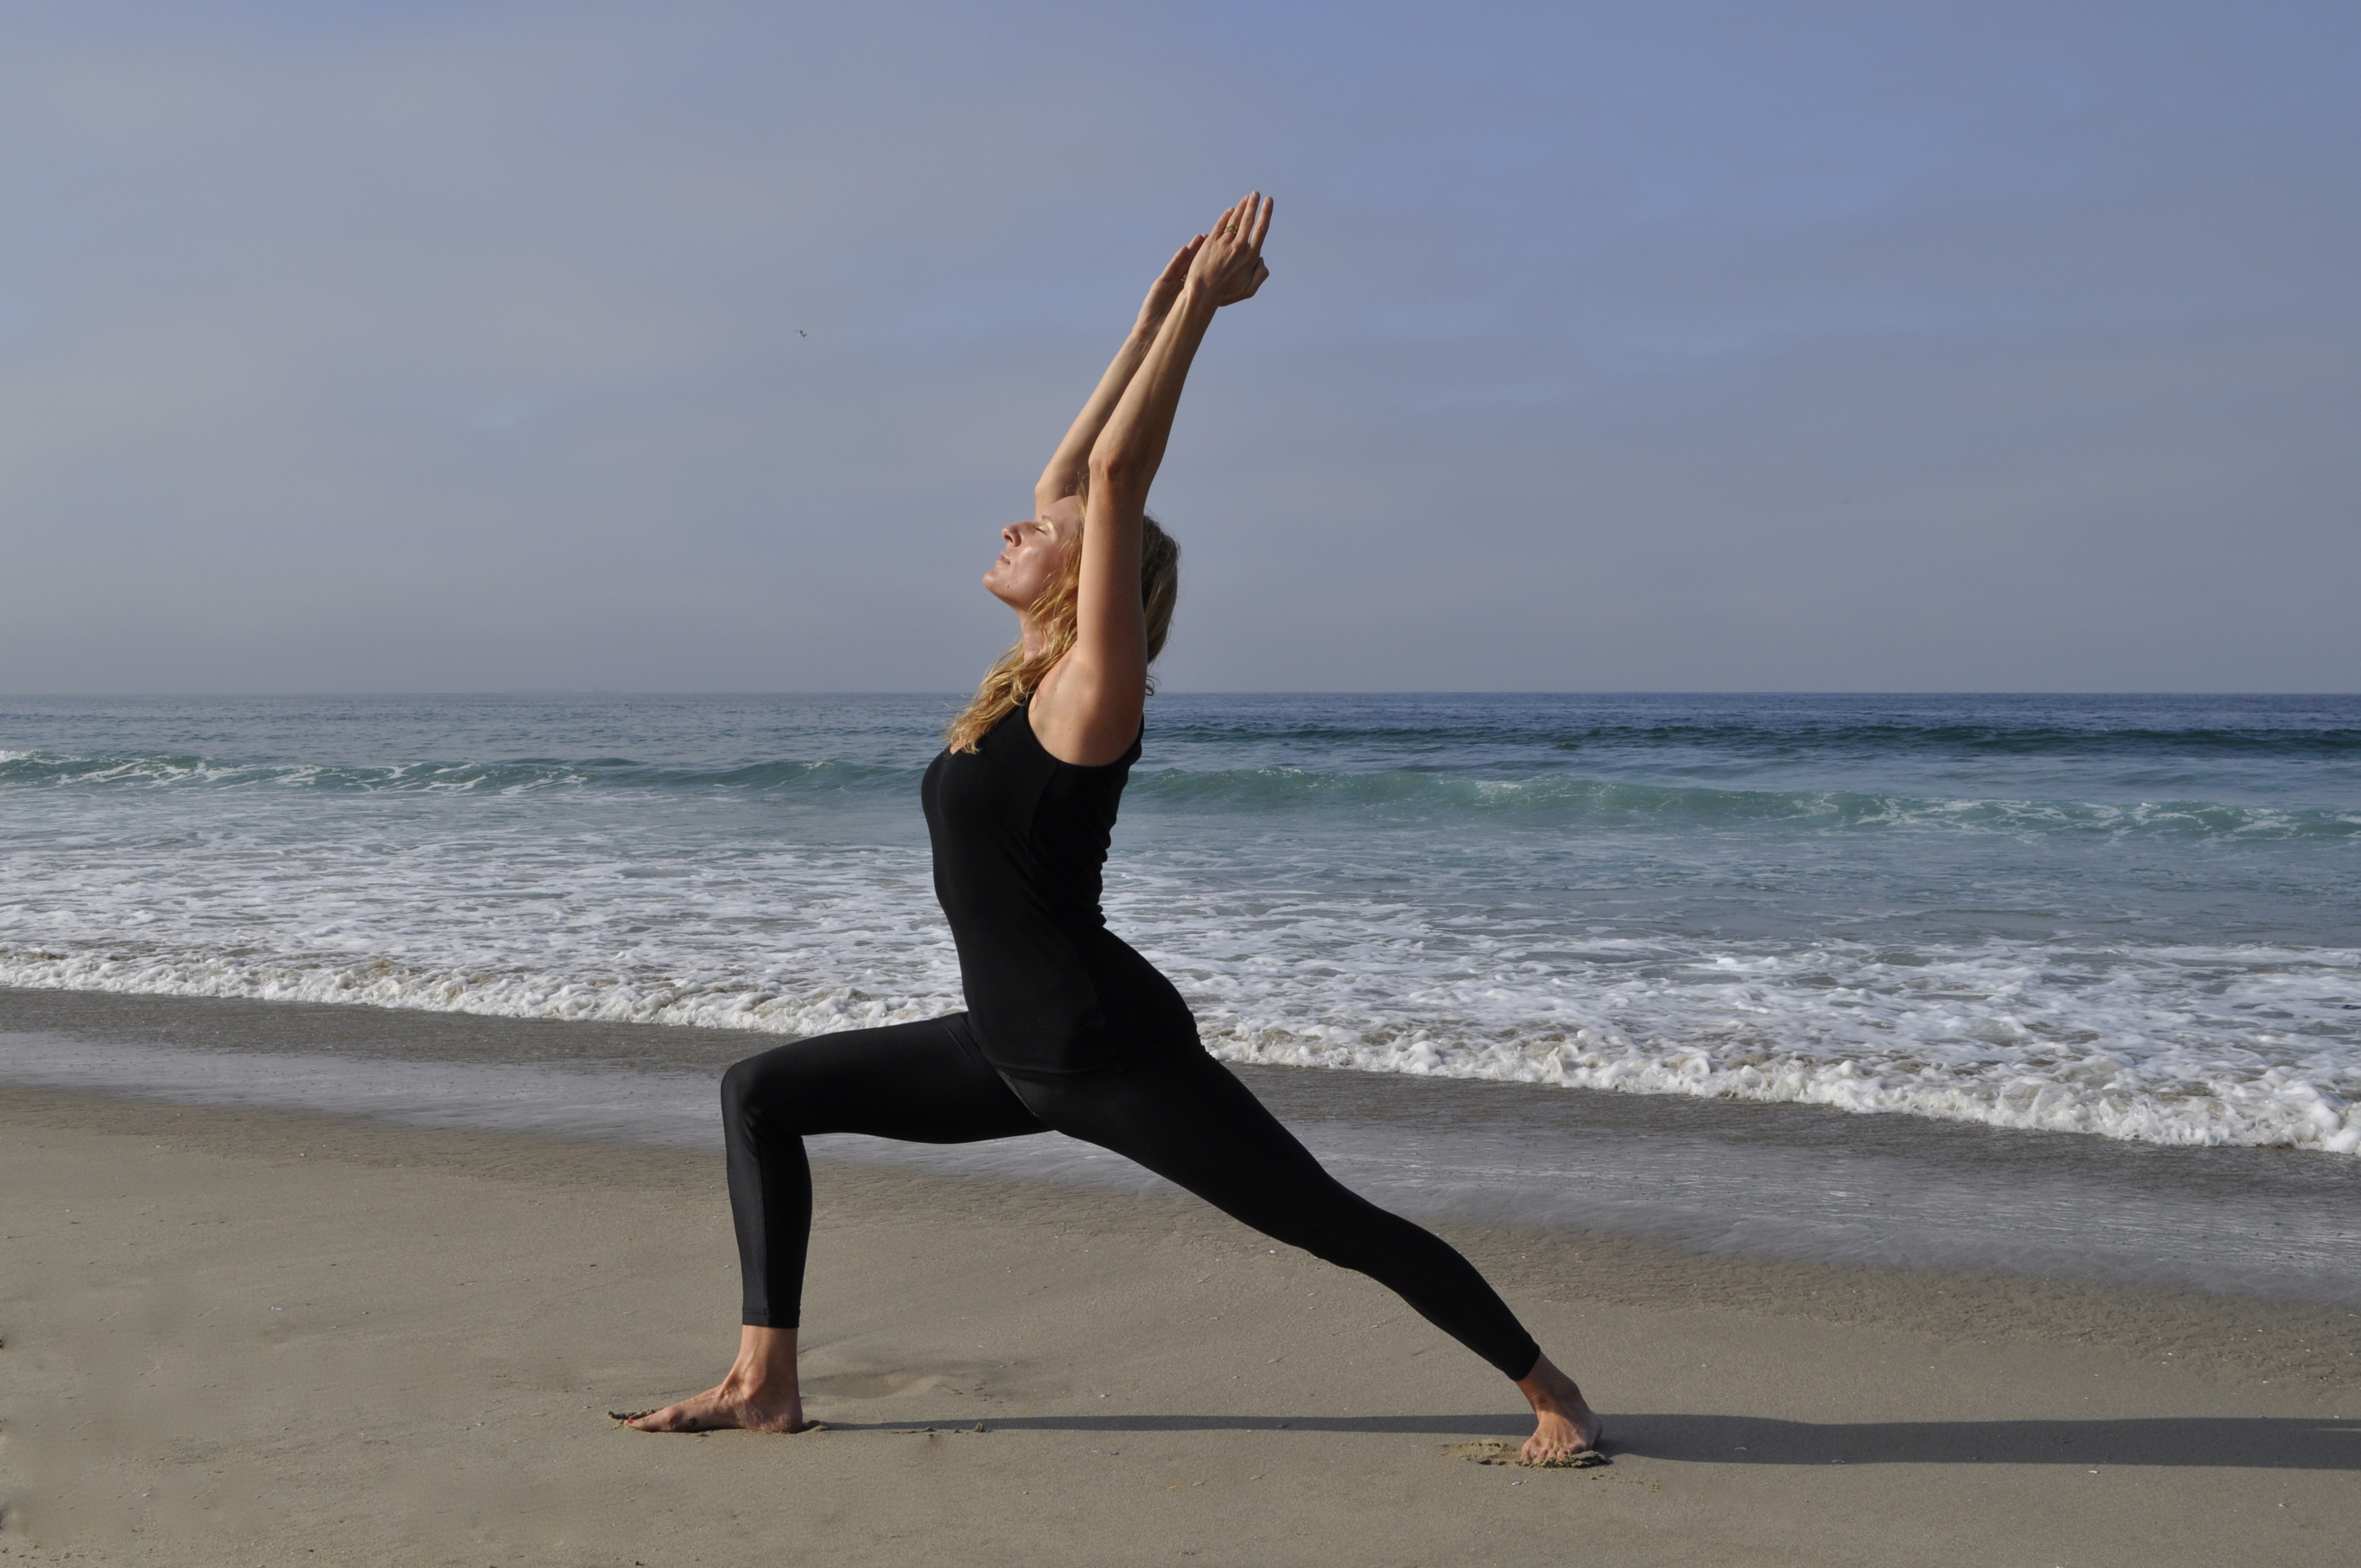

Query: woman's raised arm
[[1033, 239, 1205, 511], [1029, 192, 1272, 766]]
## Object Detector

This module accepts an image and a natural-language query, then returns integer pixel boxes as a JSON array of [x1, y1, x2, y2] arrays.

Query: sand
[[2, 1083, 2355, 1566]]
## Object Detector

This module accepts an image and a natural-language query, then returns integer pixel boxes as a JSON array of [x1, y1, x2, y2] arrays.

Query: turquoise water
[[3, 693, 2357, 1152]]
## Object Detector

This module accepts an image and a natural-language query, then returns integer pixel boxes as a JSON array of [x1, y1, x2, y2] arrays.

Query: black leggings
[[719, 1016, 1542, 1381]]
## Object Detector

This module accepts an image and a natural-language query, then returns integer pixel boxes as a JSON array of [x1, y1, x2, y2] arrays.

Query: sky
[[2, 1, 2355, 693]]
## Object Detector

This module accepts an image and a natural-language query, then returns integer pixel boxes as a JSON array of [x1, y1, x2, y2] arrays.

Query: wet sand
[[2, 1084, 2356, 1566], [10, 987, 2358, 1307]]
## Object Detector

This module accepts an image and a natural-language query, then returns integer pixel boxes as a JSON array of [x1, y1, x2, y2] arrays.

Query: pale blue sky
[[3, 2, 2354, 692]]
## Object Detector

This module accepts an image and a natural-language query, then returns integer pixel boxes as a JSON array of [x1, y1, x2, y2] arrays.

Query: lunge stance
[[629, 194, 1602, 1463]]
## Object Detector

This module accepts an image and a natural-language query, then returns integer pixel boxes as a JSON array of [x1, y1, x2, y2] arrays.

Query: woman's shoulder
[[1025, 666, 1146, 769]]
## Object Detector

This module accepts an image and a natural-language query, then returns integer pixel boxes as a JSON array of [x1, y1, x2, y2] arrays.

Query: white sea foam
[[6, 694, 2357, 1157], [3, 879, 2353, 1153], [1113, 876, 2361, 1155]]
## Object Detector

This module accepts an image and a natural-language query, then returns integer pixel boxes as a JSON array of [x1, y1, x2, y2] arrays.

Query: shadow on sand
[[826, 1412, 2361, 1469]]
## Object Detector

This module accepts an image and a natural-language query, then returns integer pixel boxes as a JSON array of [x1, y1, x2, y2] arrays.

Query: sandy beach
[[2, 1082, 2354, 1566]]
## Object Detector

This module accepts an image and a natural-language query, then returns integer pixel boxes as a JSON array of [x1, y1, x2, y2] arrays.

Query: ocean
[[4, 692, 2357, 1298]]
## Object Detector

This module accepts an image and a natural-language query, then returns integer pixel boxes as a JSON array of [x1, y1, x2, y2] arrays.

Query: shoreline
[[7, 986, 2360, 1309], [4, 1081, 2357, 1565]]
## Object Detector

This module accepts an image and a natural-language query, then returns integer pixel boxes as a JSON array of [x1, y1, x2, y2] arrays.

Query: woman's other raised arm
[[1030, 192, 1272, 766], [1034, 239, 1205, 513]]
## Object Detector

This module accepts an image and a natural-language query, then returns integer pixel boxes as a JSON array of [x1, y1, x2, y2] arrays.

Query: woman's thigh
[[1011, 1048, 1351, 1235], [724, 1014, 1048, 1144]]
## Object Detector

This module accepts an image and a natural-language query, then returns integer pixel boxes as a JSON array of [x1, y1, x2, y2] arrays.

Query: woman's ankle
[[1515, 1352, 1583, 1407], [730, 1324, 801, 1393]]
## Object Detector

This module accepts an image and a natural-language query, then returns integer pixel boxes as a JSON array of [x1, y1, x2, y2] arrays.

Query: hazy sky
[[4, 2, 2355, 693]]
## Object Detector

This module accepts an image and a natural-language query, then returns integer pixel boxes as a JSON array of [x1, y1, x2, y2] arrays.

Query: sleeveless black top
[[921, 701, 1198, 1077]]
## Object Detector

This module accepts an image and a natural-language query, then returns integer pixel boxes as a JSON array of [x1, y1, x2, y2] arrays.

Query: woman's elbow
[[1086, 447, 1141, 491]]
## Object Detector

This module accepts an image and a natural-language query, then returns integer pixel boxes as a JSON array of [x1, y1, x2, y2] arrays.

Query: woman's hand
[[1188, 191, 1273, 307], [1133, 237, 1206, 339]]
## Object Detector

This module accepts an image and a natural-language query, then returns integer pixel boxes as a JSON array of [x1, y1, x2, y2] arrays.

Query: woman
[[629, 193, 1602, 1464]]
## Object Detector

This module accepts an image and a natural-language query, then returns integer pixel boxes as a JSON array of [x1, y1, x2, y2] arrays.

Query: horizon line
[[7, 689, 2359, 701]]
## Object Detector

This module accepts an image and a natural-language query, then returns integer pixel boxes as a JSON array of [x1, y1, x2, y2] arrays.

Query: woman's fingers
[[1210, 193, 1269, 259], [1184, 191, 1272, 305], [1247, 194, 1273, 252]]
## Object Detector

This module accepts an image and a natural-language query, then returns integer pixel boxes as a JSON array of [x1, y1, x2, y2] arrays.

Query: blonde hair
[[948, 505, 1180, 754]]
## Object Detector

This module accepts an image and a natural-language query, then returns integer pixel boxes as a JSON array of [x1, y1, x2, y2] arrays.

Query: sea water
[[7, 692, 2358, 1301], [3, 692, 2357, 1156]]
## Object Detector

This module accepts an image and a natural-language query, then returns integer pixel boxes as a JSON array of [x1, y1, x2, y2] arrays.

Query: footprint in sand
[[1444, 1439, 1608, 1469]]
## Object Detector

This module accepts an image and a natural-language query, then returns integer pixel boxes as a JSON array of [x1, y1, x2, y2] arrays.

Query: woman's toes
[[624, 1392, 728, 1432]]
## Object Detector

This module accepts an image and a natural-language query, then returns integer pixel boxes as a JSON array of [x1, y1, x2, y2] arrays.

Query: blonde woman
[[630, 193, 1602, 1464]]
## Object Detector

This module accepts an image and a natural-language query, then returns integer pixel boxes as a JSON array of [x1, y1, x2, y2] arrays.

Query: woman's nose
[[1002, 523, 1024, 545]]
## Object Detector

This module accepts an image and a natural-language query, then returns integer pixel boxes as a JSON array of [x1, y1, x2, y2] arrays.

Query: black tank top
[[921, 700, 1198, 1077]]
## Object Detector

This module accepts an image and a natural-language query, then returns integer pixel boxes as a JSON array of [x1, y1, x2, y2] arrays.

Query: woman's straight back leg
[[1009, 1048, 1541, 1381]]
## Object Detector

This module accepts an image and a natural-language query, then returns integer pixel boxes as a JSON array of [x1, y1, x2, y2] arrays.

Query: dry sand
[[2, 1084, 2355, 1566]]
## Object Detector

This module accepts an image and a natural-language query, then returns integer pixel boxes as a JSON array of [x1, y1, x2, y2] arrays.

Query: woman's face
[[983, 495, 1081, 614]]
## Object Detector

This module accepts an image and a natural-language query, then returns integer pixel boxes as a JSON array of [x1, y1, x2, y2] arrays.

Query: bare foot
[[625, 1379, 807, 1433], [1515, 1352, 1603, 1464], [624, 1325, 811, 1434]]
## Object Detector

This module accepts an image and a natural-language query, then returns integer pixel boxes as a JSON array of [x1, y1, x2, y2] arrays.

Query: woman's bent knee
[[721, 1051, 782, 1126]]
